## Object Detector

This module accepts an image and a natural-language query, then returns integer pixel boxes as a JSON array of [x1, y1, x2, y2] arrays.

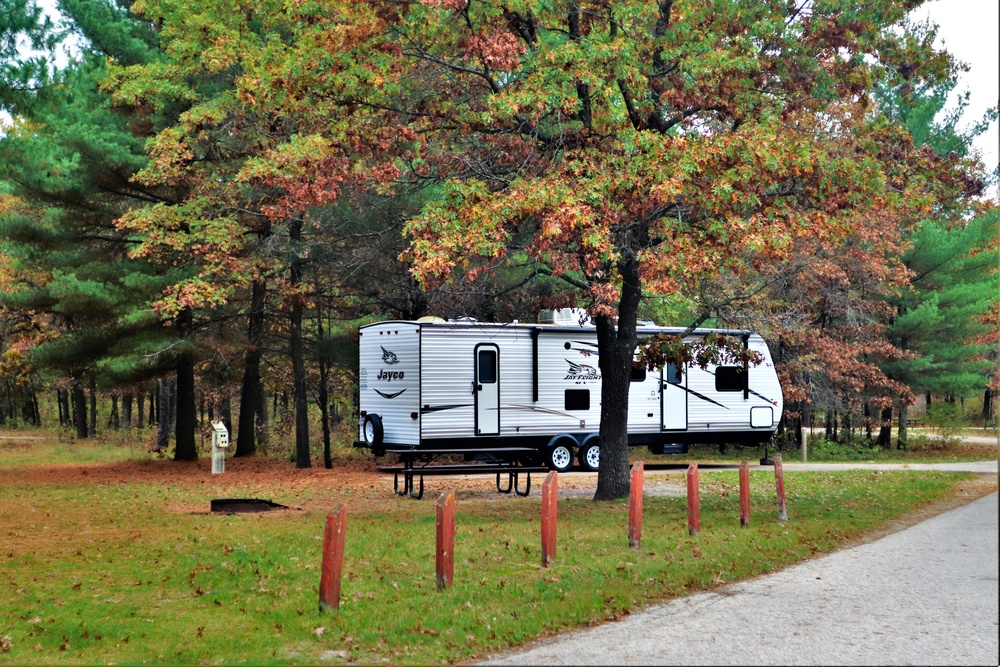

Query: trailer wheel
[[363, 414, 384, 449], [546, 443, 574, 473], [578, 441, 600, 472]]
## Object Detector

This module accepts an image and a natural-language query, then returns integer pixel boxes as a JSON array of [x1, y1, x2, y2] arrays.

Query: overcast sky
[[910, 0, 999, 198]]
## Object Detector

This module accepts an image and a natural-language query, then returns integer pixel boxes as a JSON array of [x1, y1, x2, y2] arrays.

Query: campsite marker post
[[629, 462, 644, 548], [319, 504, 348, 613], [436, 491, 456, 590], [739, 461, 751, 527], [541, 471, 558, 567], [774, 453, 788, 522], [687, 464, 700, 536]]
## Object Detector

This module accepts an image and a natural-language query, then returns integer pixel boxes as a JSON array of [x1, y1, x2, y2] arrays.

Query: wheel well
[[546, 434, 580, 450]]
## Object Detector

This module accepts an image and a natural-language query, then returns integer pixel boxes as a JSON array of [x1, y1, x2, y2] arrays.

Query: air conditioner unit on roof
[[538, 308, 590, 326]]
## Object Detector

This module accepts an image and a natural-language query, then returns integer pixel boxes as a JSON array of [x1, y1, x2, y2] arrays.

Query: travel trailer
[[357, 311, 783, 472]]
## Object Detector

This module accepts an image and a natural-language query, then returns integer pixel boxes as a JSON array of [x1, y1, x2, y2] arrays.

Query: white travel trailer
[[356, 312, 783, 472]]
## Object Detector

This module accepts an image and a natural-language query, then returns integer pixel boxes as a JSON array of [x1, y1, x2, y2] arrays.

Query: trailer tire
[[578, 440, 600, 472], [363, 414, 384, 450], [546, 442, 574, 473]]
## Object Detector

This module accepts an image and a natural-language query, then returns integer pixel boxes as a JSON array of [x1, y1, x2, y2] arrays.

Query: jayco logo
[[381, 346, 399, 365], [564, 359, 600, 382], [377, 369, 405, 381]]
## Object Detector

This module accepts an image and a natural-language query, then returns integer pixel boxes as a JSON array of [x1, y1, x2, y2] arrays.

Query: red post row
[[436, 491, 456, 590], [319, 504, 348, 613], [774, 453, 788, 522], [739, 460, 751, 527], [629, 462, 644, 548], [541, 471, 558, 567], [687, 463, 700, 536]]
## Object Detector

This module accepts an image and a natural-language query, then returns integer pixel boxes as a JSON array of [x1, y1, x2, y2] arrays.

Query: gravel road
[[483, 463, 999, 666]]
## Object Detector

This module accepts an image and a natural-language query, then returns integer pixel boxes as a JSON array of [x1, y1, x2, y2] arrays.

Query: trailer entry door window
[[665, 363, 682, 385], [478, 349, 497, 384], [715, 366, 747, 392], [565, 389, 590, 411]]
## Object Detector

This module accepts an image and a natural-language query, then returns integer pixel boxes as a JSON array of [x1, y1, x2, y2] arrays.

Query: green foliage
[[884, 212, 999, 401]]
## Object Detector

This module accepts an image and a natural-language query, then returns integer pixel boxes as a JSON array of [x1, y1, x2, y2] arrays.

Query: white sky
[[910, 0, 1000, 199]]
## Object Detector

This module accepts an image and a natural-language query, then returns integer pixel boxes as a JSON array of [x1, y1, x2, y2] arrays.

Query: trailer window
[[630, 361, 646, 382], [665, 363, 682, 385], [715, 366, 747, 392], [478, 349, 497, 384], [565, 389, 590, 411]]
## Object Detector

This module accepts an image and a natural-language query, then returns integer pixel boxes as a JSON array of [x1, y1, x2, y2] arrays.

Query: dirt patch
[[0, 447, 994, 525]]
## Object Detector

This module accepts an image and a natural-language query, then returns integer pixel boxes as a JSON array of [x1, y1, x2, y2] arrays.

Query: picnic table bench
[[379, 447, 549, 500]]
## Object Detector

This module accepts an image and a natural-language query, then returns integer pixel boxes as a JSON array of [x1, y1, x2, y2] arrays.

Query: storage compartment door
[[661, 362, 688, 431], [475, 344, 500, 436]]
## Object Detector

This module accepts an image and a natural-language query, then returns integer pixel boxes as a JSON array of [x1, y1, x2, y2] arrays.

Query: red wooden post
[[774, 453, 788, 522], [319, 504, 348, 613], [739, 460, 751, 527], [628, 462, 644, 548], [436, 491, 456, 590], [687, 463, 700, 536], [541, 471, 558, 567]]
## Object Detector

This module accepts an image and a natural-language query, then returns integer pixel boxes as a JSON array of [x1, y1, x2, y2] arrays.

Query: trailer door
[[661, 362, 688, 431], [475, 344, 500, 436]]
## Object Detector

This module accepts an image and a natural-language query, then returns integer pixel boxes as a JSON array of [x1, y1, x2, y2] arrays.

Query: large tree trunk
[[108, 395, 120, 429], [219, 393, 232, 433], [156, 377, 173, 451], [88, 373, 97, 437], [72, 377, 88, 439], [289, 219, 311, 469], [174, 309, 198, 461], [878, 406, 893, 449], [235, 279, 266, 457], [898, 402, 909, 448], [137, 392, 145, 430], [317, 295, 333, 469], [57, 388, 70, 427], [123, 393, 133, 429], [983, 388, 994, 426], [593, 256, 642, 501]]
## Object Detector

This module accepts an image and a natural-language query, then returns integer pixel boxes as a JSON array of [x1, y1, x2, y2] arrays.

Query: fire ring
[[210, 498, 289, 514]]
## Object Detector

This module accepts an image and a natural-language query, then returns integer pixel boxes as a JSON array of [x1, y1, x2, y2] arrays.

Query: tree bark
[[174, 308, 198, 461], [88, 373, 97, 437], [982, 388, 993, 426], [219, 393, 232, 433], [137, 392, 145, 430], [898, 402, 909, 448], [72, 377, 88, 439], [108, 395, 120, 429], [156, 377, 172, 451], [123, 393, 133, 429], [289, 218, 311, 468], [593, 255, 642, 501], [315, 288, 333, 469], [235, 279, 266, 457], [878, 406, 893, 449], [57, 389, 67, 427]]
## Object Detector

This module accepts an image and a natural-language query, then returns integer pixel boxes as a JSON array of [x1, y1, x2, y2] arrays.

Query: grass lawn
[[0, 429, 996, 665]]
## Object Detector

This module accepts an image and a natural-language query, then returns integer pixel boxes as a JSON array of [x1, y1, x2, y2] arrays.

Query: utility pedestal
[[211, 422, 229, 474]]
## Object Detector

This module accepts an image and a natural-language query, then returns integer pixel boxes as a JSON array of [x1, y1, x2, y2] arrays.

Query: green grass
[[0, 438, 980, 665], [679, 431, 998, 464], [0, 431, 157, 466]]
